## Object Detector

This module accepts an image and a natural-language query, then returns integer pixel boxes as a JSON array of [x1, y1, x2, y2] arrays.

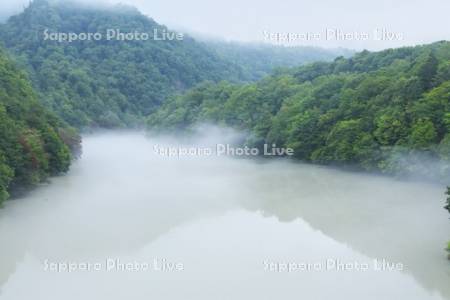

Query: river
[[0, 131, 449, 300]]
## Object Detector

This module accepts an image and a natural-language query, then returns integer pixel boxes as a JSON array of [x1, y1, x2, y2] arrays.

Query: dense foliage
[[0, 0, 347, 129], [0, 0, 249, 128], [0, 49, 80, 204], [149, 42, 450, 179], [0, 0, 348, 202]]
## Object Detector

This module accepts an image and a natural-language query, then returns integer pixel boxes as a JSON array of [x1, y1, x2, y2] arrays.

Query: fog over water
[[0, 131, 449, 300]]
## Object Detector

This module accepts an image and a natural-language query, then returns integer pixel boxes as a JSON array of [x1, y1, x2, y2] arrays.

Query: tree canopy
[[0, 48, 79, 204], [148, 41, 450, 180]]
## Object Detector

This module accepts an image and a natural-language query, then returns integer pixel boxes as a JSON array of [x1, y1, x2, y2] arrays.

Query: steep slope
[[0, 0, 247, 128], [0, 48, 79, 204], [148, 41, 450, 179]]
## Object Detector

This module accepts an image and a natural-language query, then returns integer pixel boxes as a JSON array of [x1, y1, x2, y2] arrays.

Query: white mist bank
[[0, 131, 449, 300]]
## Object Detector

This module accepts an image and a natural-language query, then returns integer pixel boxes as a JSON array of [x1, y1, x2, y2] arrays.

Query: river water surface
[[0, 132, 449, 300]]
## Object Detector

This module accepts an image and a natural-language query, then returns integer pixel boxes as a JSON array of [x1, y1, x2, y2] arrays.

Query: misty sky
[[1, 0, 449, 50]]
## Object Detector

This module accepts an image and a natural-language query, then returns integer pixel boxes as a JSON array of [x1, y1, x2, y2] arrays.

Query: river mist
[[0, 131, 449, 300]]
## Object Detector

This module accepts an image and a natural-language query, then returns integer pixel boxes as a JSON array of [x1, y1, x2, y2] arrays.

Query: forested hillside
[[204, 41, 353, 80], [148, 41, 450, 179], [0, 0, 347, 129], [0, 48, 79, 204], [0, 0, 351, 202], [0, 0, 248, 128]]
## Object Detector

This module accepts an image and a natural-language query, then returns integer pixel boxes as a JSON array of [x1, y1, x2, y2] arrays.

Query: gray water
[[0, 131, 449, 300]]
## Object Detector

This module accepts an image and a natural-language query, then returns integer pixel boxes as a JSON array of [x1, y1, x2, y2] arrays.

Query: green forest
[[0, 0, 350, 202], [0, 0, 448, 266], [0, 0, 345, 129], [0, 48, 79, 205], [0, 0, 449, 200], [0, 0, 246, 128], [149, 42, 450, 180]]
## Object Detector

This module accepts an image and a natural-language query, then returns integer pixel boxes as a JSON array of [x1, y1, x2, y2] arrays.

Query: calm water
[[0, 132, 449, 300]]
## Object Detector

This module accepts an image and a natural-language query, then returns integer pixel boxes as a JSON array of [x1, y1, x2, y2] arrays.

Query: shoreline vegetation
[[0, 0, 344, 204], [0, 0, 448, 257], [0, 49, 81, 205], [0, 1, 448, 197], [148, 41, 450, 183]]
